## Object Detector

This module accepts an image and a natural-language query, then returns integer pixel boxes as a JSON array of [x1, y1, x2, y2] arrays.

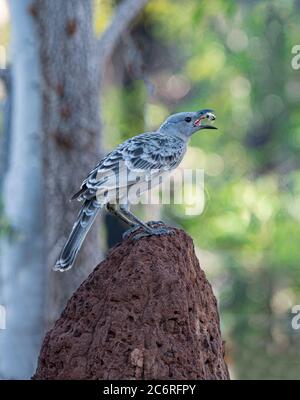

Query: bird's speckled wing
[[72, 132, 186, 202]]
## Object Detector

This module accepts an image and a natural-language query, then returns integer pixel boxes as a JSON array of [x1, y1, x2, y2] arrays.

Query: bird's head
[[159, 109, 217, 138]]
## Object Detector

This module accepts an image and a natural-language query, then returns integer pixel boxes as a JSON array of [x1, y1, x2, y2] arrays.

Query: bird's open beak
[[194, 109, 217, 130]]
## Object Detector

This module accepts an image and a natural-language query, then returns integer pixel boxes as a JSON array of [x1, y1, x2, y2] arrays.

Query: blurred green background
[[1, 0, 300, 379]]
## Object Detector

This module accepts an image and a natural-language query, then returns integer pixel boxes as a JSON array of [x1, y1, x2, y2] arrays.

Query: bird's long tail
[[54, 198, 101, 271]]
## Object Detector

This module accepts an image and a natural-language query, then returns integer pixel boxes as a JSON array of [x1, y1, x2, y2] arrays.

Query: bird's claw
[[131, 226, 175, 241], [122, 220, 166, 240], [146, 220, 165, 228]]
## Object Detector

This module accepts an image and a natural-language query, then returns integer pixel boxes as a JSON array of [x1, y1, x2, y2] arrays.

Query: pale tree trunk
[[0, 68, 11, 191], [32, 0, 149, 327], [33, 0, 102, 327], [0, 0, 45, 379], [0, 0, 149, 379]]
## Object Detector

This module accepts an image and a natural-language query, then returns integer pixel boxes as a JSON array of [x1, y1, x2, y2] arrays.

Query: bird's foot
[[122, 220, 165, 240], [131, 226, 175, 241], [122, 224, 140, 240], [146, 220, 165, 228]]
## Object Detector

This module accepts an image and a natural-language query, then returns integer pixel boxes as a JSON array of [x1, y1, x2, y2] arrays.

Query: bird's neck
[[158, 123, 188, 142]]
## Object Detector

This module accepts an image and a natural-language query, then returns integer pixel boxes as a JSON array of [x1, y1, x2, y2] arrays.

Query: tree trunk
[[33, 0, 102, 326], [0, 0, 45, 379], [33, 229, 229, 380], [0, 0, 149, 379], [0, 68, 12, 191]]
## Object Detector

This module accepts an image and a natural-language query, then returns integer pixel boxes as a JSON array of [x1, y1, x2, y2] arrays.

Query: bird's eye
[[185, 117, 192, 123]]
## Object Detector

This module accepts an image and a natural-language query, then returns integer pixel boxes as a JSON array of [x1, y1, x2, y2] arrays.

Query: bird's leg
[[106, 202, 135, 226], [106, 203, 141, 239], [119, 205, 175, 241], [118, 204, 154, 239]]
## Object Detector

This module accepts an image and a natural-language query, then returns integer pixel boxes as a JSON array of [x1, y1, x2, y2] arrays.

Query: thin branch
[[97, 0, 149, 73], [122, 32, 155, 95]]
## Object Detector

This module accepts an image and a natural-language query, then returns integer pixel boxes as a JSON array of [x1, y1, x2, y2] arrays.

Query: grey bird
[[54, 109, 217, 271]]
